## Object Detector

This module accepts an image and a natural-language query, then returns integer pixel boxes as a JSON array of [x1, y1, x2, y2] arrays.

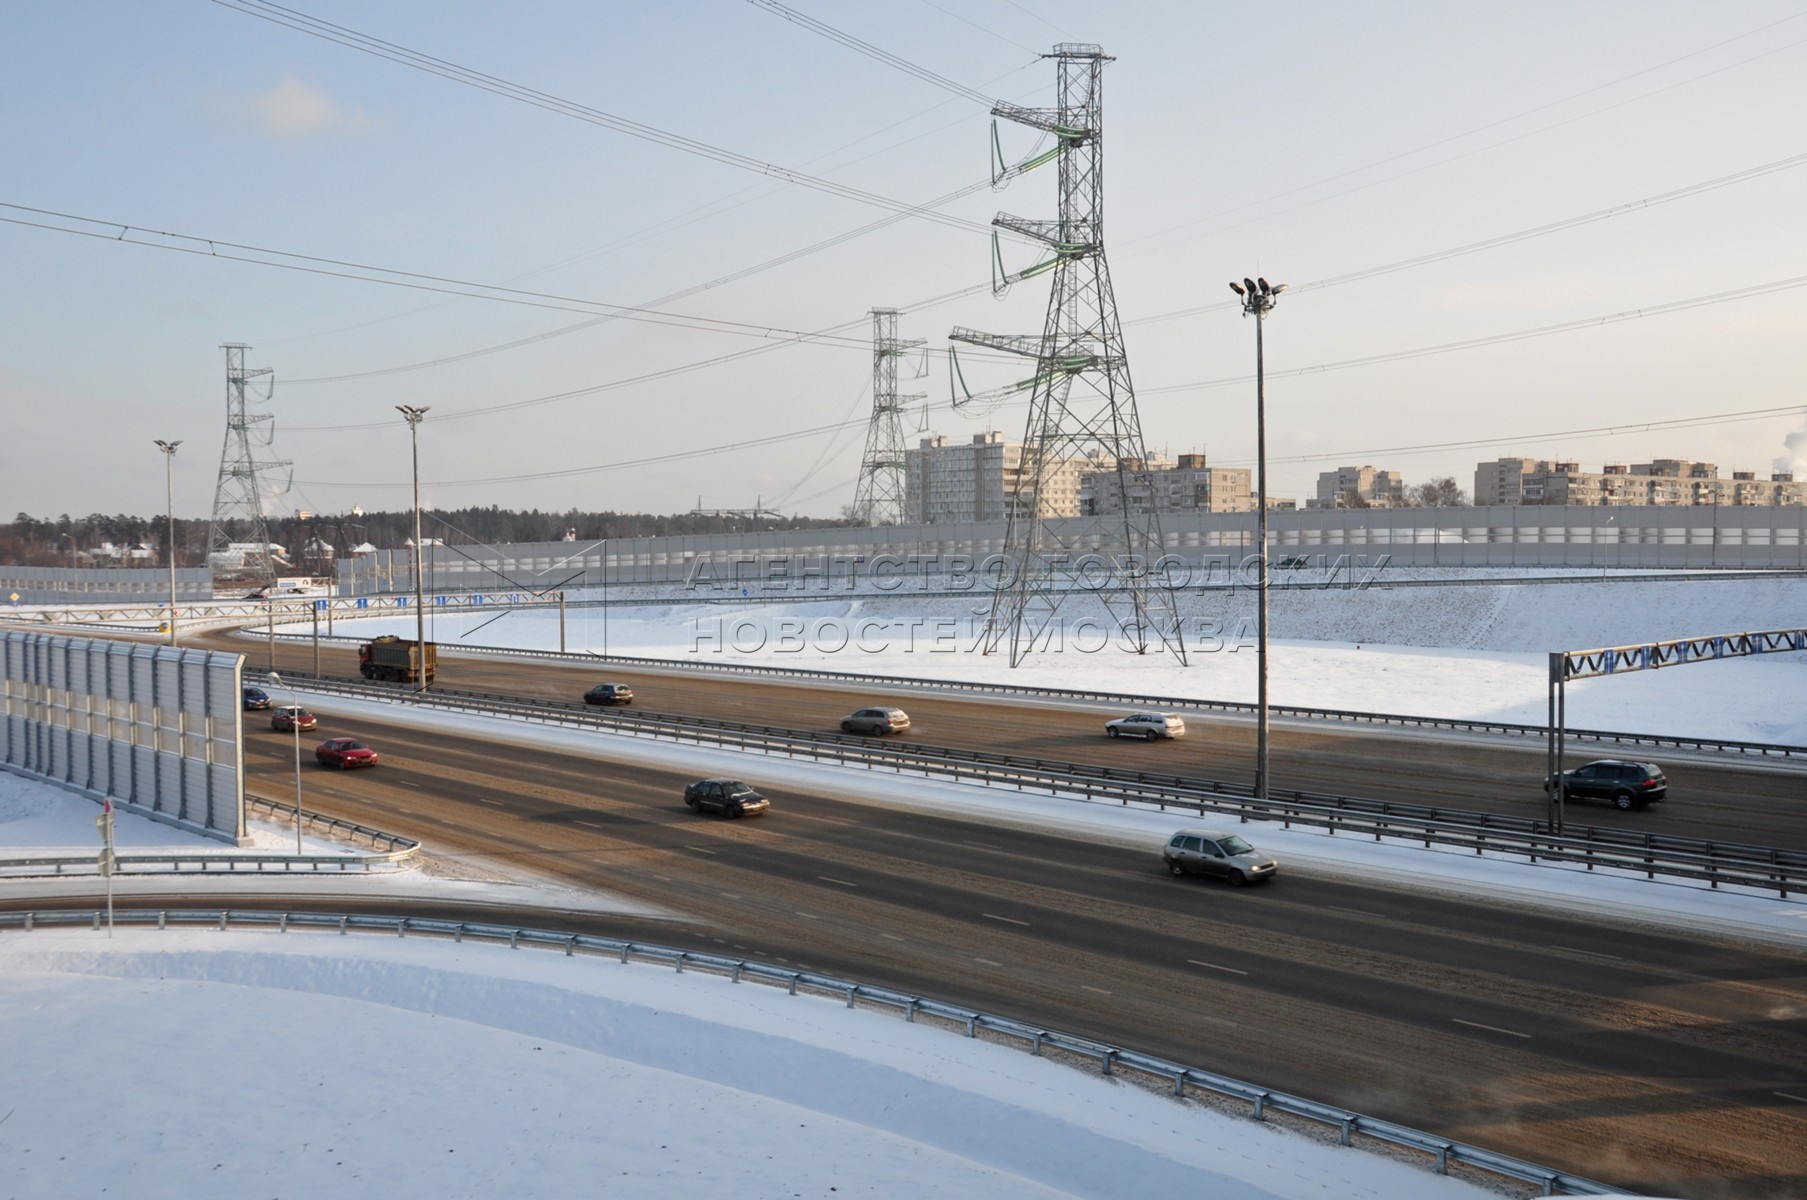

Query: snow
[[8, 572, 1799, 1197]]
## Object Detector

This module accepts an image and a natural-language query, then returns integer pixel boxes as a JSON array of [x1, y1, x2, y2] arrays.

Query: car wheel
[[728, 805, 743, 819], [685, 796, 697, 810], [1107, 727, 1119, 738], [1167, 861, 1185, 877], [840, 722, 853, 734], [1228, 870, 1249, 887], [1612, 791, 1635, 811], [1143, 730, 1156, 741]]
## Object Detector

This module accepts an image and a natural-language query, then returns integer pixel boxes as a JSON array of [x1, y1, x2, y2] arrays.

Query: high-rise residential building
[[1472, 456, 1804, 505], [903, 432, 1106, 524], [1310, 465, 1403, 509], [1081, 453, 1253, 515]]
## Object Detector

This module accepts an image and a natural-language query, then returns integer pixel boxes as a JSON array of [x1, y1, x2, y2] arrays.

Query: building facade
[[1474, 456, 1805, 506], [1310, 465, 1403, 509], [904, 432, 1104, 524], [1080, 453, 1254, 515]]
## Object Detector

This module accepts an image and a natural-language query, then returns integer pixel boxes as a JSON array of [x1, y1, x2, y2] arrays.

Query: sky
[[4, 1, 1806, 525]]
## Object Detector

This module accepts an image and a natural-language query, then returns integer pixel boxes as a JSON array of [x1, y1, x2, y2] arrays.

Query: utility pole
[[154, 439, 182, 646], [397, 406, 431, 692], [950, 45, 1184, 666]]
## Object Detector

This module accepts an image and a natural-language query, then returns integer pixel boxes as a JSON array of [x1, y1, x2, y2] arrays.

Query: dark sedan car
[[316, 738, 379, 769], [583, 682, 634, 706], [1545, 760, 1667, 810], [242, 687, 273, 711], [683, 779, 770, 818]]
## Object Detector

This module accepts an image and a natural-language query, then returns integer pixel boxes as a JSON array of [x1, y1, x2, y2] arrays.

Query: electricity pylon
[[205, 343, 290, 593], [851, 307, 922, 527], [949, 44, 1185, 666]]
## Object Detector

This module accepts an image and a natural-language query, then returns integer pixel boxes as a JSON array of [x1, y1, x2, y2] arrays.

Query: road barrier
[[0, 907, 1623, 1197]]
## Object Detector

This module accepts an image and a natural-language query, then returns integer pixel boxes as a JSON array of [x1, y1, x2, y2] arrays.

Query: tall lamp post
[[266, 670, 304, 855], [396, 406, 431, 692], [153, 439, 182, 646], [1229, 276, 1286, 801]]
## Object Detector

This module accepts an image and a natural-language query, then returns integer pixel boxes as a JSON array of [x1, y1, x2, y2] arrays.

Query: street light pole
[[267, 671, 303, 855], [396, 406, 431, 692], [1230, 277, 1286, 801], [153, 439, 182, 646]]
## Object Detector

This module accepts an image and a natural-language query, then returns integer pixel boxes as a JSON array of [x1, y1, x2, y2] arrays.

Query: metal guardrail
[[0, 797, 419, 878], [268, 630, 1807, 761], [294, 673, 1807, 897], [0, 907, 1624, 1196]]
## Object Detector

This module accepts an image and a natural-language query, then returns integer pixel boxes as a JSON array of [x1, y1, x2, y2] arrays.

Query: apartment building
[[903, 432, 1104, 523], [1473, 456, 1806, 506], [1309, 465, 1403, 509], [1081, 453, 1254, 515]]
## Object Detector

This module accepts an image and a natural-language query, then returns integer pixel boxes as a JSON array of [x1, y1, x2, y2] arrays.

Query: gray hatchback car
[[841, 706, 910, 736], [1162, 829, 1279, 886]]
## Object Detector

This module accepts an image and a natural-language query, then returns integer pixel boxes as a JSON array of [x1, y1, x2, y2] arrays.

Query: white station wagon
[[1105, 712, 1186, 741]]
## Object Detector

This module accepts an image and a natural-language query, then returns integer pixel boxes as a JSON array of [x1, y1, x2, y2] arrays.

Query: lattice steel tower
[[851, 308, 923, 527], [205, 343, 291, 593], [950, 44, 1185, 666]]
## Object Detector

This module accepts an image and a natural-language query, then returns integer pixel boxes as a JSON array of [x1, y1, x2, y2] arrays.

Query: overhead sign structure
[[1547, 628, 1807, 832]]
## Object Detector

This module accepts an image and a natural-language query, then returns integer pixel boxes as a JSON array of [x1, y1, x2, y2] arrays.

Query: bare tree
[[1408, 477, 1469, 507]]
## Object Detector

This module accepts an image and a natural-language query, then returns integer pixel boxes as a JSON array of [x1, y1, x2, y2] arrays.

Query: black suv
[[684, 779, 770, 818], [1545, 760, 1667, 810], [583, 683, 634, 706]]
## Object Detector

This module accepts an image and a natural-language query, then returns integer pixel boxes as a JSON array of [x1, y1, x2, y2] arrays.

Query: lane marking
[[687, 845, 717, 855], [574, 820, 602, 829], [974, 957, 1002, 966], [1453, 1018, 1530, 1039], [982, 913, 1030, 927], [1325, 905, 1380, 918], [398, 779, 421, 788], [1187, 959, 1249, 976], [818, 876, 857, 888], [1776, 1091, 1807, 1104], [475, 798, 503, 807], [880, 932, 906, 942], [793, 911, 819, 920], [1080, 985, 1112, 995], [1554, 946, 1622, 960]]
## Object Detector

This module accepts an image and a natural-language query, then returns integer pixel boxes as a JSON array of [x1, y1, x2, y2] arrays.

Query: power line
[[1128, 149, 1807, 327], [211, 0, 1015, 241], [748, 0, 1005, 107], [1142, 273, 1807, 396]]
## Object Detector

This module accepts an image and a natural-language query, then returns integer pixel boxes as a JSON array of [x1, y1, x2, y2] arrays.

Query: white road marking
[[982, 913, 1030, 927], [398, 780, 421, 788], [1187, 959, 1249, 976], [1775, 1091, 1807, 1104], [476, 798, 503, 807], [574, 820, 602, 829], [818, 876, 857, 888], [1325, 905, 1380, 918], [1554, 946, 1622, 960], [880, 932, 906, 942], [974, 957, 1002, 966], [687, 846, 717, 855], [1080, 985, 1112, 995], [1453, 1018, 1530, 1039], [793, 911, 820, 920]]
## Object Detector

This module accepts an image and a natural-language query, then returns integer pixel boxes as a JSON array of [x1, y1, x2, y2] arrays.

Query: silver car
[[841, 706, 910, 736], [1162, 829, 1278, 886], [1106, 712, 1186, 740]]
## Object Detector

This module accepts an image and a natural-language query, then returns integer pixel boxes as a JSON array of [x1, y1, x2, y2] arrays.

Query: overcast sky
[[4, 1, 1805, 524]]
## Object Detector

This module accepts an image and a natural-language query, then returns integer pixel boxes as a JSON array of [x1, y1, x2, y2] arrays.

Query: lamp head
[[1228, 280, 1245, 296]]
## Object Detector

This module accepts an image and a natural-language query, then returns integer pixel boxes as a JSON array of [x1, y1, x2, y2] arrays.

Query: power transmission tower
[[949, 44, 1185, 666], [851, 307, 922, 527], [205, 343, 291, 594]]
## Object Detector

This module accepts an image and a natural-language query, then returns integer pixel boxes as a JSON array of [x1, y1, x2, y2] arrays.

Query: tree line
[[1, 506, 855, 568]]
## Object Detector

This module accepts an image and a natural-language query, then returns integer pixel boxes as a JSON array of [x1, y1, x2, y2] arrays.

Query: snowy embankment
[[352, 573, 1807, 745]]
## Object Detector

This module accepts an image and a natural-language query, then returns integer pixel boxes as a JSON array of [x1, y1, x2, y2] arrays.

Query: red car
[[315, 737, 379, 769], [271, 706, 317, 733]]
